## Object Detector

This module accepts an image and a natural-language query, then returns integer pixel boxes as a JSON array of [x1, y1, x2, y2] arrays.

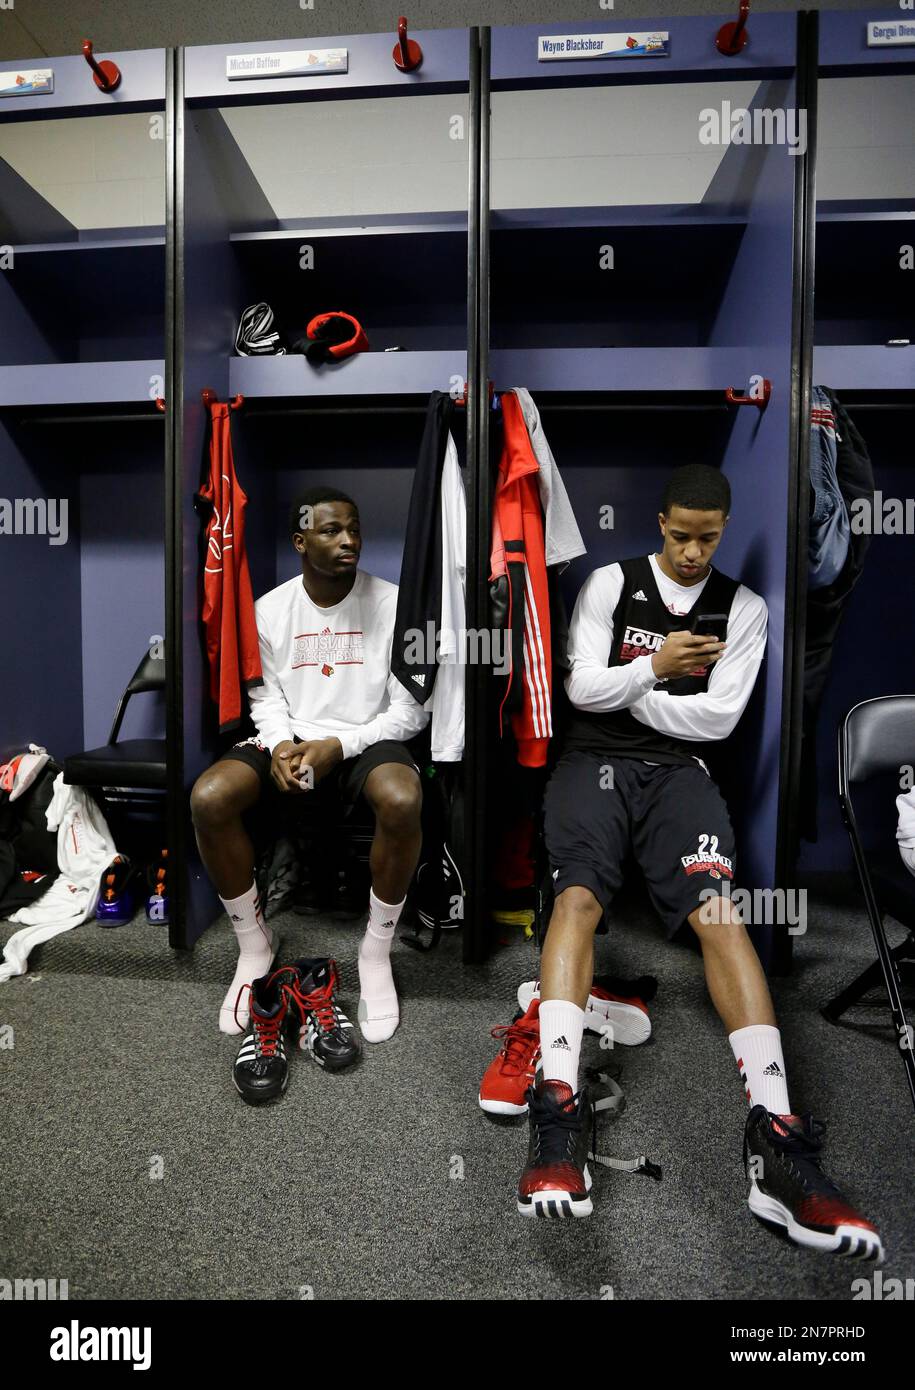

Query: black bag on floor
[[403, 763, 465, 952]]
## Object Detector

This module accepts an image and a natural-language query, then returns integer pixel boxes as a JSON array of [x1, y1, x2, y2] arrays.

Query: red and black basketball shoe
[[233, 972, 291, 1105], [517, 1076, 594, 1219], [744, 1106, 884, 1261], [279, 957, 360, 1072], [479, 999, 541, 1116]]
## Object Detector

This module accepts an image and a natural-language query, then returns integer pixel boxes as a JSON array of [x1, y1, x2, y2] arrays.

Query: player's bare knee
[[689, 893, 746, 941], [554, 885, 603, 930], [370, 773, 422, 833], [190, 769, 240, 830]]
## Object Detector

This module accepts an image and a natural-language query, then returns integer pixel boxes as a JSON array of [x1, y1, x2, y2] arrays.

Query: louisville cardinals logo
[[321, 663, 334, 677]]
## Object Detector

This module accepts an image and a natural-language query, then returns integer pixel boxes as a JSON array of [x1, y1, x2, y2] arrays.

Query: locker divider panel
[[176, 87, 251, 947]]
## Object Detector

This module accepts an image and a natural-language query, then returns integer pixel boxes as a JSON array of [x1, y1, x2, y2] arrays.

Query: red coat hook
[[716, 0, 750, 56], [393, 17, 423, 72], [725, 378, 771, 410], [82, 40, 122, 93], [202, 389, 244, 410]]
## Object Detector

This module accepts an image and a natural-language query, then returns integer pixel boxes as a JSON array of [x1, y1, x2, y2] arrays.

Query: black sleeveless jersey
[[563, 555, 740, 766]]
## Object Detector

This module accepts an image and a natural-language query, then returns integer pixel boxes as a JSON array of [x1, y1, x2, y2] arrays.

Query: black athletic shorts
[[219, 735, 420, 828], [543, 752, 737, 937]]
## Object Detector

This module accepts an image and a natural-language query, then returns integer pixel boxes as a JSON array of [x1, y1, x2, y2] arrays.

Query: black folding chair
[[63, 647, 166, 792], [823, 695, 915, 1112], [62, 647, 167, 870]]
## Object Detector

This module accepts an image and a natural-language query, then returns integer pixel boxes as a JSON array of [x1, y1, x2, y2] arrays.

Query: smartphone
[[692, 612, 728, 644]]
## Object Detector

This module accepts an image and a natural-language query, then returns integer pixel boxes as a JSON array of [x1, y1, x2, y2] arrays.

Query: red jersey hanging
[[198, 399, 263, 733]]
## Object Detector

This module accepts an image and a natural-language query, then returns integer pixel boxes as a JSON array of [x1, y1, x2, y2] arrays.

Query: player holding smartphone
[[516, 463, 883, 1262]]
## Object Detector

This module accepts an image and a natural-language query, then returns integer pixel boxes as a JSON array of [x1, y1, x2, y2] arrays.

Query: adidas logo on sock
[[381, 920, 395, 928], [551, 1035, 571, 1051], [763, 1061, 783, 1076], [632, 589, 648, 601]]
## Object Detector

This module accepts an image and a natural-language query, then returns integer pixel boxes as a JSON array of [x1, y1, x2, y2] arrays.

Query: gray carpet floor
[[1, 882, 913, 1301]]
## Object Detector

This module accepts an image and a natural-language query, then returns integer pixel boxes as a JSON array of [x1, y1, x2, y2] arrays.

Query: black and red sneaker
[[233, 973, 290, 1105], [280, 957, 360, 1072], [744, 1106, 884, 1261], [517, 1076, 594, 1219]]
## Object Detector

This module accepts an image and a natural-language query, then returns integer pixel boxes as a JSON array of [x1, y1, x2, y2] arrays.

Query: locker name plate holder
[[866, 21, 915, 46], [0, 68, 54, 96], [227, 50, 349, 80], [538, 33, 670, 61]]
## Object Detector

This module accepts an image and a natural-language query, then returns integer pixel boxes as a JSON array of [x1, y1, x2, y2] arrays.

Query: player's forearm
[[565, 654, 658, 714]]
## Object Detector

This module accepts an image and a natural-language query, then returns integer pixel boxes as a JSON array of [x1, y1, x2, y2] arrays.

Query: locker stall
[[172, 30, 476, 947], [0, 51, 169, 851], [483, 13, 810, 966], [798, 12, 915, 879]]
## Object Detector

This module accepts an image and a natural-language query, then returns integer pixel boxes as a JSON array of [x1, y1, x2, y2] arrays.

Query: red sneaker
[[479, 999, 541, 1116], [517, 979, 651, 1046]]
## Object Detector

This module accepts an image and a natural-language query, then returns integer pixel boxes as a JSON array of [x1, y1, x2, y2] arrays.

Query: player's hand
[[271, 741, 306, 793], [294, 737, 344, 789], [651, 630, 725, 680]]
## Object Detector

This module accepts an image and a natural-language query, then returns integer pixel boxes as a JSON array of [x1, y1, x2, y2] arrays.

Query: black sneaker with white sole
[[278, 957, 360, 1072], [233, 972, 290, 1105], [517, 1077, 594, 1219], [744, 1105, 884, 1261]]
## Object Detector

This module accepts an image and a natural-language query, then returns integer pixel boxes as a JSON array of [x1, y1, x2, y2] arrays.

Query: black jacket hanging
[[798, 388, 876, 845], [391, 391, 452, 703]]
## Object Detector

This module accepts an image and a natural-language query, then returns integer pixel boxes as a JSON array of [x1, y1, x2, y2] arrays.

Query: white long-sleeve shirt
[[512, 387, 587, 570], [565, 553, 768, 744], [248, 570, 429, 760]]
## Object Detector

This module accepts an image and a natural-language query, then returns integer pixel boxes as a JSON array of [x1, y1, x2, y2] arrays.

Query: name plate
[[226, 49, 348, 80], [0, 68, 53, 96], [867, 21, 915, 47], [538, 33, 670, 61]]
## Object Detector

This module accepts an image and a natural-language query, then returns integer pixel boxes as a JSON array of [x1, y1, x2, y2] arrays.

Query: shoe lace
[[528, 1086, 587, 1164], [253, 1008, 285, 1058], [491, 1018, 539, 1075], [234, 981, 286, 1056], [769, 1114, 829, 1187], [287, 968, 340, 1034]]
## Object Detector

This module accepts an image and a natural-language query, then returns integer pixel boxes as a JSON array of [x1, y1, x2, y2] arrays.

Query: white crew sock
[[539, 999, 585, 1092], [357, 888, 405, 1043], [729, 1024, 792, 1115], [218, 884, 275, 1035]]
